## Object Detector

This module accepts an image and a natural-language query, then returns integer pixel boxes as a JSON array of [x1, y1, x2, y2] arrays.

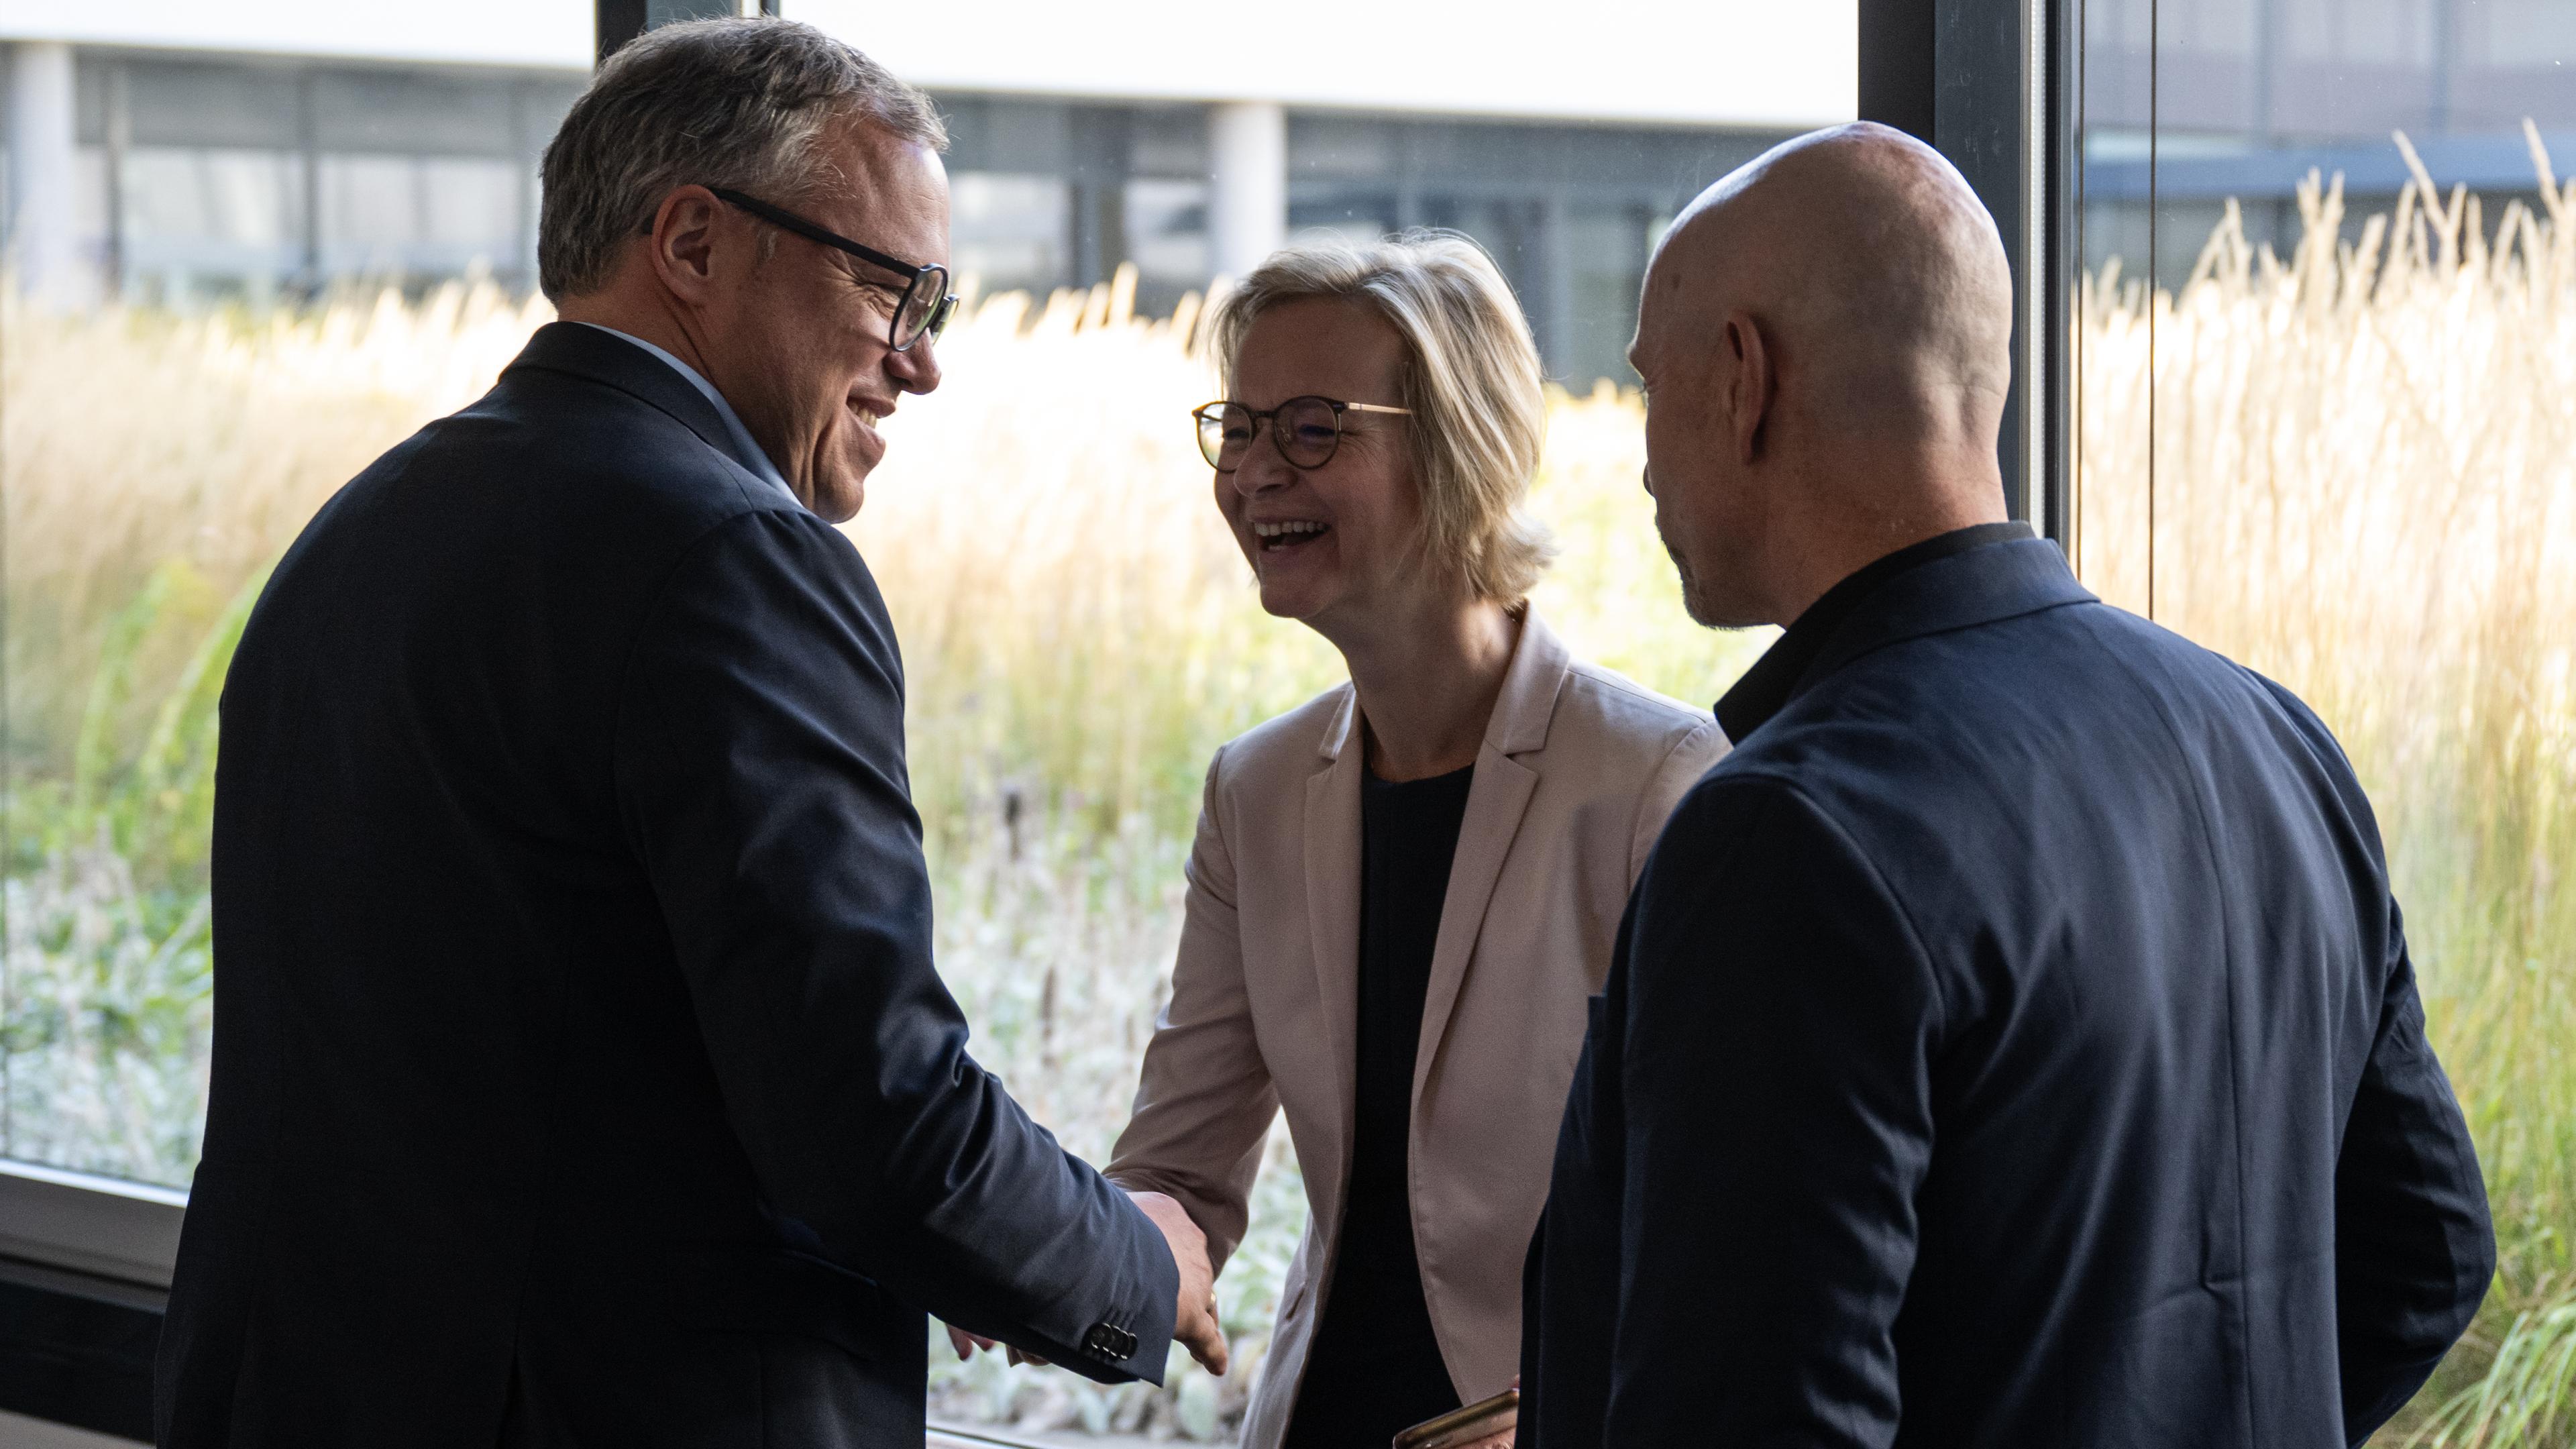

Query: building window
[[2072, 0, 2575, 1434]]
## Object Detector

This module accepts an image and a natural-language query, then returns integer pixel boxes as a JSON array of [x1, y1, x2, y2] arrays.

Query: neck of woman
[[1329, 592, 1521, 783]]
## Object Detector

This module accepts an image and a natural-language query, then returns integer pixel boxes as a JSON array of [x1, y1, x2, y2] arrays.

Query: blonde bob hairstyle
[[1205, 229, 1554, 603]]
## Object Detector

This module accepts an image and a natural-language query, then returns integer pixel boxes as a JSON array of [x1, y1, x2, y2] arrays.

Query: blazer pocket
[[664, 1248, 910, 1366]]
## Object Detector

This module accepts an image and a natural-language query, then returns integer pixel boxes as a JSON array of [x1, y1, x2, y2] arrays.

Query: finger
[[1182, 1316, 1230, 1376], [946, 1324, 973, 1361]]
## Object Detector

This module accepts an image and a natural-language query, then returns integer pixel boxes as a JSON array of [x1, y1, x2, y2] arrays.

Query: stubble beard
[[1666, 534, 1770, 632], [1672, 549, 1719, 627], [1656, 517, 1724, 629]]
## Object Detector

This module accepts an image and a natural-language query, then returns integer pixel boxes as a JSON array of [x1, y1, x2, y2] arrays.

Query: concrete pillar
[[7, 41, 82, 305], [101, 61, 129, 301], [1208, 100, 1285, 281]]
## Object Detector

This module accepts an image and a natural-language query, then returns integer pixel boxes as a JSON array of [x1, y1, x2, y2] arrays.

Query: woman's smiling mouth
[[1252, 519, 1330, 551]]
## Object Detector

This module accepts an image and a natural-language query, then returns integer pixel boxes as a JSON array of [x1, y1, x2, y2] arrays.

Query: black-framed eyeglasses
[[1191, 396, 1413, 472], [709, 186, 958, 352]]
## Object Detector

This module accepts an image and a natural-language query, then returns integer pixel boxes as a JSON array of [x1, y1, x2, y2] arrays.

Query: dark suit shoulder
[[1727, 596, 2259, 822], [1704, 600, 2237, 976], [257, 358, 810, 658], [458, 360, 794, 536], [1650, 766, 1939, 978], [614, 503, 894, 692]]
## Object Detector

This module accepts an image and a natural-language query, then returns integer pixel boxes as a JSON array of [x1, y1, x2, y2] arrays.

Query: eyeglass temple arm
[[1194, 400, 1413, 421], [709, 186, 931, 286]]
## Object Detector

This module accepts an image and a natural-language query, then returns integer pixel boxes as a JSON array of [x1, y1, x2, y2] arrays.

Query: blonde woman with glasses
[[1102, 233, 1727, 1448]]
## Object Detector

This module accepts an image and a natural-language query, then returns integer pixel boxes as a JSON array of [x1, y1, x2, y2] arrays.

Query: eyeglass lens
[[1197, 398, 1344, 471], [893, 267, 952, 351]]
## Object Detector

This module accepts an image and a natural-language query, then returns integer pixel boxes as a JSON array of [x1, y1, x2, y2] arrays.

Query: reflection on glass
[[1125, 176, 1214, 317], [0, 11, 1851, 1438], [2074, 0, 2576, 1434], [1, 286, 549, 1186], [949, 171, 1073, 299], [1564, 205, 1663, 390]]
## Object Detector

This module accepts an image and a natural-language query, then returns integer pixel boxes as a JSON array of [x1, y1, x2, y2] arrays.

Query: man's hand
[[1130, 1190, 1228, 1375]]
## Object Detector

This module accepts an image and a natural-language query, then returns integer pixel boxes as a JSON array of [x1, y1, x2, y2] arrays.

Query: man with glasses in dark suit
[[158, 20, 1224, 1448]]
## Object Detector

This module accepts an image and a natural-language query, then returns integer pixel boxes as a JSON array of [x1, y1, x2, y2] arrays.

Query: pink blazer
[[1106, 610, 1727, 1448]]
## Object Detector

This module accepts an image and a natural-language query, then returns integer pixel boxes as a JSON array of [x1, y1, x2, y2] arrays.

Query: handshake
[[946, 1190, 1230, 1377]]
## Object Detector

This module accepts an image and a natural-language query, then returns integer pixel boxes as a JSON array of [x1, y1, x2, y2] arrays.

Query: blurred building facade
[[0, 1, 1847, 388], [2079, 0, 2576, 284], [1, 2, 2567, 384]]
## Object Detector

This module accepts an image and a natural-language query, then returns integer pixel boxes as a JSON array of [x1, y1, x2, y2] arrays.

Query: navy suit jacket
[[156, 323, 1177, 1448], [1522, 527, 2493, 1448]]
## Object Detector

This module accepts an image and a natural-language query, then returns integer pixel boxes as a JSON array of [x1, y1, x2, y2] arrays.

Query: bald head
[[1654, 121, 2012, 448], [1631, 122, 2015, 629]]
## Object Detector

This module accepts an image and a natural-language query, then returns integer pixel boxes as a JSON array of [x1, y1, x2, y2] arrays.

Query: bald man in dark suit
[[1521, 123, 2492, 1449]]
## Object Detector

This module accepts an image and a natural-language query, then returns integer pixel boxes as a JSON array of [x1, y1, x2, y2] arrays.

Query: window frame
[[0, 1162, 182, 1440], [0, 3, 2078, 1435], [1861, 0, 2076, 547], [0, 1161, 184, 1291]]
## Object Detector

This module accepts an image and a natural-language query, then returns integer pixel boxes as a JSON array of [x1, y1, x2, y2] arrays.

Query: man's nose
[[1640, 464, 1655, 497], [888, 334, 942, 394]]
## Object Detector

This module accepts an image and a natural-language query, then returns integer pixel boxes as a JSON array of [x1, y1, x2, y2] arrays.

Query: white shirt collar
[[571, 323, 798, 505]]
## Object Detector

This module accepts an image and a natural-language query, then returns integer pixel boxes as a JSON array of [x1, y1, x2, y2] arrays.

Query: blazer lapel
[[1410, 610, 1570, 1106], [1303, 690, 1366, 1193], [1411, 749, 1538, 1106]]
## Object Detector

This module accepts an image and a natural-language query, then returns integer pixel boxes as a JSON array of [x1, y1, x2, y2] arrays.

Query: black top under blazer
[[156, 323, 1177, 1448], [1522, 527, 2493, 1448]]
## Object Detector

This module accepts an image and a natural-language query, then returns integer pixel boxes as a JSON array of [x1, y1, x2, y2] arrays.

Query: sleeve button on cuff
[[1083, 1323, 1139, 1361]]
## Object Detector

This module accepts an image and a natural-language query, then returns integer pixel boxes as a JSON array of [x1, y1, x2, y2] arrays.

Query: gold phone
[[1392, 1387, 1518, 1449]]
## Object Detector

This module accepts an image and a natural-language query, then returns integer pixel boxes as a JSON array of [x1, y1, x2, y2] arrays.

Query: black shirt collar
[[1715, 521, 2035, 741]]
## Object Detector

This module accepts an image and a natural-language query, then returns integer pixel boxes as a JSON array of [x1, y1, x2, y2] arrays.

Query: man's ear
[[1721, 308, 1773, 466], [647, 185, 728, 305]]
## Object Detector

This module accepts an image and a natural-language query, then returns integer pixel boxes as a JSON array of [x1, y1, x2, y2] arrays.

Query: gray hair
[[538, 17, 947, 301]]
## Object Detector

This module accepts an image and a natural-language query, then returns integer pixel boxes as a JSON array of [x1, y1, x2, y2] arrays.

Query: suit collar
[[1315, 605, 1572, 762], [1718, 528, 2094, 741], [502, 321, 771, 484]]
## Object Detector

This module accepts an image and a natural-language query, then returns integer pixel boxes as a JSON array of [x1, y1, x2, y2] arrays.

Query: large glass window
[[14, 0, 2563, 1440], [1, 4, 1853, 1442], [2074, 0, 2575, 1436]]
